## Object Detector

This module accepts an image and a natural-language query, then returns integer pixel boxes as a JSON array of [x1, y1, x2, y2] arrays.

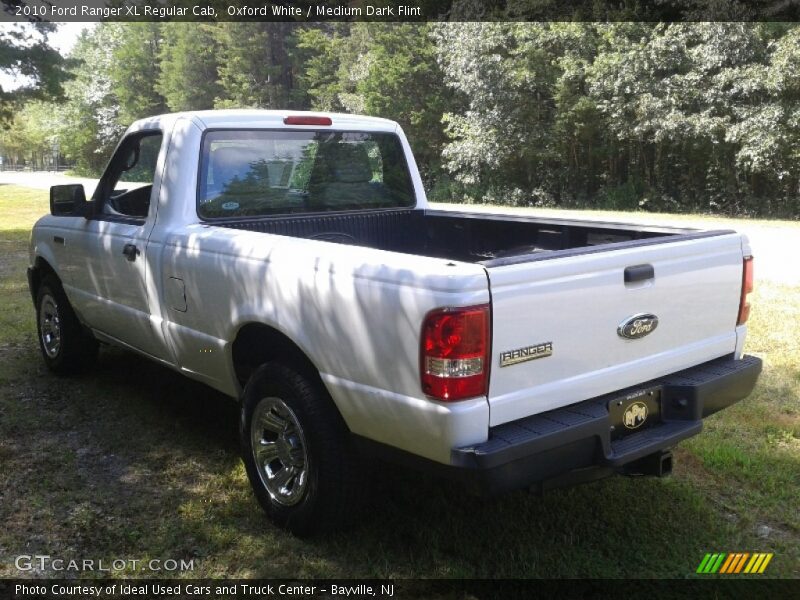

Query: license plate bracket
[[608, 387, 662, 440]]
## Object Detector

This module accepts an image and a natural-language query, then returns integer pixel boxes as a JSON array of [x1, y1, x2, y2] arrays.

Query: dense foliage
[[3, 22, 799, 218]]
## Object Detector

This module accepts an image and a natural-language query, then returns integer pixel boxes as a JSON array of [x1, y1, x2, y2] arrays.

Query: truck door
[[68, 130, 171, 362]]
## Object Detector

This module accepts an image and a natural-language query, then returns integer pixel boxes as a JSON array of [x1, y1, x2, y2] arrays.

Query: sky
[[0, 22, 94, 91], [48, 22, 94, 54]]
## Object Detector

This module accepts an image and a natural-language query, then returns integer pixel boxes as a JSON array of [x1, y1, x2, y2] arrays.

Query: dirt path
[[0, 171, 100, 194]]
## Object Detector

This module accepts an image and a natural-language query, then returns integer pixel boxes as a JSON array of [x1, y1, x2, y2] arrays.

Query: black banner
[[3, 0, 800, 22], [2, 579, 800, 600]]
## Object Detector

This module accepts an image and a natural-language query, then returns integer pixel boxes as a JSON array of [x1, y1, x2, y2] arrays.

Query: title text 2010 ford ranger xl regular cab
[[29, 111, 762, 535]]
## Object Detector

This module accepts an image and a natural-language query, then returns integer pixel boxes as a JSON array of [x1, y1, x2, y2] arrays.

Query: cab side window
[[95, 132, 163, 220]]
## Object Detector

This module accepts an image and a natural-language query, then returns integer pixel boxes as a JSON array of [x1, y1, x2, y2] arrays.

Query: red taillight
[[283, 115, 332, 126], [420, 305, 490, 402], [737, 256, 754, 325]]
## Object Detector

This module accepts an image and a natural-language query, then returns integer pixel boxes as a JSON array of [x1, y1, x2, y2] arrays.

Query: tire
[[240, 361, 363, 536], [35, 274, 98, 374]]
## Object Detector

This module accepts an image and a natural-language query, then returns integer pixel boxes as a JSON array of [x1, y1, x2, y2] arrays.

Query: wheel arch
[[230, 322, 327, 393], [29, 256, 59, 300]]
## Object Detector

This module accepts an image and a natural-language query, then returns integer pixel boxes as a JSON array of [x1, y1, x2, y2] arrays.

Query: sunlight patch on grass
[[0, 185, 50, 230]]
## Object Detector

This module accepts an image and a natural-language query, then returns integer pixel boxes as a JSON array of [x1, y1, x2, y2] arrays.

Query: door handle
[[122, 243, 139, 262], [53, 236, 65, 245], [624, 264, 655, 283]]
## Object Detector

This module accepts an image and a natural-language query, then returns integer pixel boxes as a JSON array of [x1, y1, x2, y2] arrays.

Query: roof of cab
[[128, 109, 399, 133]]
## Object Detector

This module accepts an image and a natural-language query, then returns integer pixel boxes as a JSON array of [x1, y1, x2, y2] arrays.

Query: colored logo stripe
[[697, 553, 726, 573], [720, 553, 749, 573], [697, 553, 773, 574], [750, 553, 773, 574], [696, 553, 713, 573], [719, 553, 736, 573]]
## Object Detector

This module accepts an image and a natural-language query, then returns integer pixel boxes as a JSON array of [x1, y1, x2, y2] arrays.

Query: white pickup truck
[[29, 110, 761, 535]]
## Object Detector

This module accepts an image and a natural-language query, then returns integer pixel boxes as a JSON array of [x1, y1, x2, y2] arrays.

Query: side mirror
[[50, 184, 87, 216]]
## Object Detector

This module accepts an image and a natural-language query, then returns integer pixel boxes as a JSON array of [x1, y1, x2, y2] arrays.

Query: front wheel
[[35, 275, 98, 374], [240, 362, 363, 536]]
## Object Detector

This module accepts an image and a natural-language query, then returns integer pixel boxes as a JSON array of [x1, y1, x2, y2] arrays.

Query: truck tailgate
[[485, 232, 745, 427]]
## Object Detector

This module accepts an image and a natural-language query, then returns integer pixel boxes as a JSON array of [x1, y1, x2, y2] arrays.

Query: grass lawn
[[0, 184, 797, 580]]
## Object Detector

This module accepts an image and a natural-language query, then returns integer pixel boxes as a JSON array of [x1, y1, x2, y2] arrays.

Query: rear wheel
[[35, 275, 98, 374], [240, 362, 363, 536], [250, 395, 310, 507]]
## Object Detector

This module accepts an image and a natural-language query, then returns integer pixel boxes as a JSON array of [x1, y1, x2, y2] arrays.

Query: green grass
[[0, 185, 42, 348], [0, 185, 797, 580]]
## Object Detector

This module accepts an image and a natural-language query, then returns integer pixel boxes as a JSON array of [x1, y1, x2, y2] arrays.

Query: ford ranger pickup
[[28, 110, 762, 535]]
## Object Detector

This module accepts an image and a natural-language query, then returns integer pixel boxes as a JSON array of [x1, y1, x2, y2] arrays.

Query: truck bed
[[215, 208, 730, 265]]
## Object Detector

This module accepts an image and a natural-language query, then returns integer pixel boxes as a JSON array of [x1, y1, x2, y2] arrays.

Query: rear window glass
[[197, 130, 415, 218]]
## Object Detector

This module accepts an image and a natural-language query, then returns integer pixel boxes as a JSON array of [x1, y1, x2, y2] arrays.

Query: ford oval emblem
[[618, 313, 659, 339]]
